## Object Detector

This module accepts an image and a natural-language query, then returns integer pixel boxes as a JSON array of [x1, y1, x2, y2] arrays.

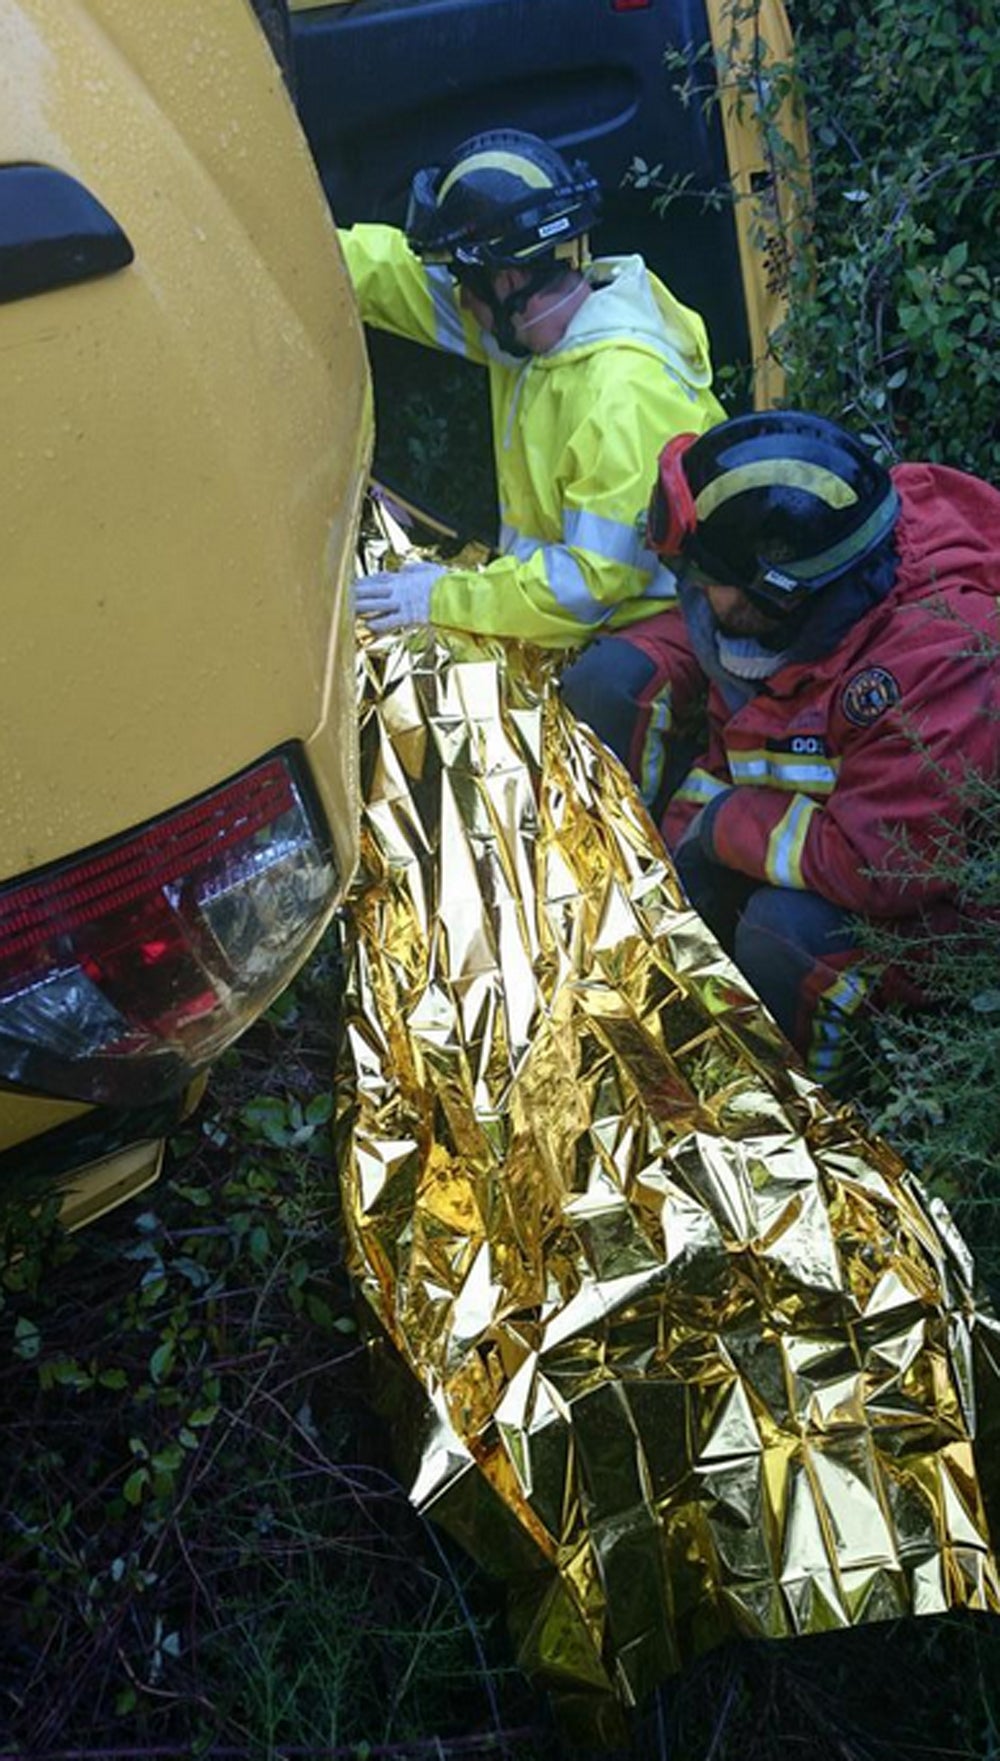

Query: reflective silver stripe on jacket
[[427, 267, 471, 357], [498, 524, 607, 621], [764, 795, 819, 886], [642, 562, 679, 600], [496, 517, 612, 623], [562, 507, 645, 565], [562, 511, 676, 601], [729, 752, 841, 793], [674, 768, 730, 806], [542, 544, 610, 623], [499, 523, 538, 559], [502, 511, 677, 606]]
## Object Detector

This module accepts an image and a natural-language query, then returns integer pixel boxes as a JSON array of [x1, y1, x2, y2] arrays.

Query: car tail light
[[611, 0, 651, 10], [0, 749, 339, 1107]]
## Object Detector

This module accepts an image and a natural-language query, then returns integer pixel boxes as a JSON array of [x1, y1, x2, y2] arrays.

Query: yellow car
[[0, 0, 371, 1227]]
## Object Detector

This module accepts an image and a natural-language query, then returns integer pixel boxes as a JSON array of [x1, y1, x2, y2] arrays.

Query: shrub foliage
[[770, 0, 1000, 1248], [780, 0, 999, 482]]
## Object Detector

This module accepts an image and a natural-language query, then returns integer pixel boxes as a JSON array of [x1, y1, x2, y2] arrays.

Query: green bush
[[644, 0, 999, 1143], [641, 0, 1000, 1260], [760, 0, 1000, 1266], [780, 0, 999, 481], [629, 11, 1000, 1753]]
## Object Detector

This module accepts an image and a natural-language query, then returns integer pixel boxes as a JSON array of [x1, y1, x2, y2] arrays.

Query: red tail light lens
[[0, 750, 339, 1106]]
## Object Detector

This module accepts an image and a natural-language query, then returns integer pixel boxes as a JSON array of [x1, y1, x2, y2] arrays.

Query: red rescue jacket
[[663, 464, 1000, 925]]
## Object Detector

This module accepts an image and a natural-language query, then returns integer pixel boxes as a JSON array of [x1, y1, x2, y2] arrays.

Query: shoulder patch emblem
[[841, 665, 901, 728]]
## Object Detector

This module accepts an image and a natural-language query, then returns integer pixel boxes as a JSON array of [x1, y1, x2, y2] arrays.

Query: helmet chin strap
[[488, 261, 579, 356], [514, 278, 587, 334], [490, 295, 530, 358]]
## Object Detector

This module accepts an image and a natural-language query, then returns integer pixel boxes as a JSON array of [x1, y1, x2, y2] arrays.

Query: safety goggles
[[645, 433, 774, 599], [669, 535, 823, 619], [445, 258, 498, 303], [646, 432, 699, 557], [680, 494, 901, 616]]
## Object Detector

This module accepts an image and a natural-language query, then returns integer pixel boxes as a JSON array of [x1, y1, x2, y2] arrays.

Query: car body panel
[[290, 0, 723, 210], [0, 1085, 162, 1230], [0, 1075, 205, 1216], [0, 0, 371, 1218], [52, 1139, 165, 1233], [0, 0, 370, 888], [0, 1087, 88, 1152]]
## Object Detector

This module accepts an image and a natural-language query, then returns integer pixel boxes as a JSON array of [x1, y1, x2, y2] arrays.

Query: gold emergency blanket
[[338, 622, 1000, 1741]]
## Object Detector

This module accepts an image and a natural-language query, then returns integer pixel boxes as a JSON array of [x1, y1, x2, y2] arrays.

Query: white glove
[[354, 562, 445, 633]]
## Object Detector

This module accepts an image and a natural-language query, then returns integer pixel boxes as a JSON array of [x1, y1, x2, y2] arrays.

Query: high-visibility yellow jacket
[[343, 224, 725, 647]]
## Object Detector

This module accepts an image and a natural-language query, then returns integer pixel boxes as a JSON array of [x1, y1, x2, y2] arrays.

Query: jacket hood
[[544, 253, 715, 391], [893, 462, 1000, 602]]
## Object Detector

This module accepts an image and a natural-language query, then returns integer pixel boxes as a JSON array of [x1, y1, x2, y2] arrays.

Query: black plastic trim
[[0, 1091, 189, 1194], [0, 162, 133, 305]]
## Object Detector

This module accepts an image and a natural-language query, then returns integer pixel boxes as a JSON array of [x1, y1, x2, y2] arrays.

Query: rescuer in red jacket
[[638, 409, 1000, 1090]]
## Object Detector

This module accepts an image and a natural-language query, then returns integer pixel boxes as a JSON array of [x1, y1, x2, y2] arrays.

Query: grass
[[0, 931, 545, 1757]]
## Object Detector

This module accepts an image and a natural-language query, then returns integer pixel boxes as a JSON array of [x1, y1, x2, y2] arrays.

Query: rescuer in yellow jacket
[[348, 130, 725, 661]]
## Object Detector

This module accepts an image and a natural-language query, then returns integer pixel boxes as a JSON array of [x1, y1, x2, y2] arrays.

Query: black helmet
[[648, 412, 900, 615], [405, 129, 602, 272]]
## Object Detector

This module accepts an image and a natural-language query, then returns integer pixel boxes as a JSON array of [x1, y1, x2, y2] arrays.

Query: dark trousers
[[674, 841, 871, 1091], [560, 611, 705, 824]]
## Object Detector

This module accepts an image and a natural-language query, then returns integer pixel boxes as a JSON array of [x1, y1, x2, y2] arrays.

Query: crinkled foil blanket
[[338, 617, 1000, 1741]]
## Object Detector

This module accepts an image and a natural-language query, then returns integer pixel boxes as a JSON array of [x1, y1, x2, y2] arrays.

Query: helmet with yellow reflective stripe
[[405, 129, 602, 272], [648, 412, 900, 615]]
